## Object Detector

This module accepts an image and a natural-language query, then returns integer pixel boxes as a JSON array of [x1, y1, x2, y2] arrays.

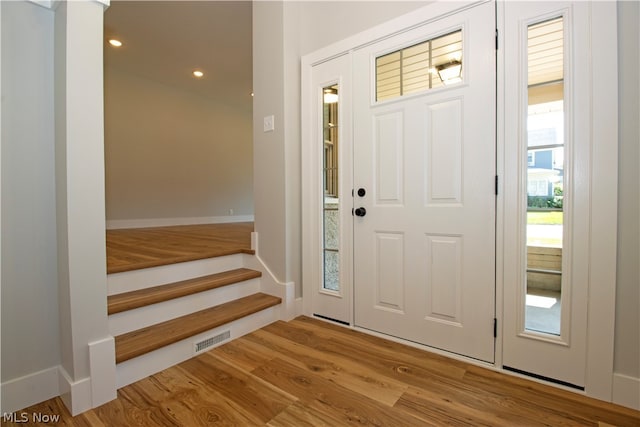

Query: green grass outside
[[527, 211, 563, 225]]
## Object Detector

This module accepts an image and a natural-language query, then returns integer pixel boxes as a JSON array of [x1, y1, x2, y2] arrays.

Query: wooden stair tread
[[106, 223, 255, 274], [107, 248, 255, 274], [114, 293, 281, 364], [108, 268, 262, 315]]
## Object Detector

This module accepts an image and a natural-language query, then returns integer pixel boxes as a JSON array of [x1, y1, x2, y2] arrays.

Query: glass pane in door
[[323, 85, 340, 291], [525, 17, 564, 335], [375, 29, 463, 102]]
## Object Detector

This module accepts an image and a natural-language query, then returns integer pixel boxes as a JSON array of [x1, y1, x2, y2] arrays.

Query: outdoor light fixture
[[436, 60, 462, 85], [323, 88, 338, 104], [192, 70, 204, 78], [108, 39, 123, 47]]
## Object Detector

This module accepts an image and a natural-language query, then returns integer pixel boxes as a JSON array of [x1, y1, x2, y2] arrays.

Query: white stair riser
[[108, 254, 251, 296], [116, 307, 279, 389], [109, 278, 261, 336]]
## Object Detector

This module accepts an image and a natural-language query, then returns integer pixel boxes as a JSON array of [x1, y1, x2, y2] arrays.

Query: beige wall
[[104, 66, 254, 223]]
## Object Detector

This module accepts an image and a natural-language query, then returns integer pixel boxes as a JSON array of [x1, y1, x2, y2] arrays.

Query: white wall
[[296, 1, 432, 55], [253, 0, 428, 292], [104, 66, 254, 224], [614, 0, 639, 384], [253, 1, 288, 282], [0, 0, 60, 404]]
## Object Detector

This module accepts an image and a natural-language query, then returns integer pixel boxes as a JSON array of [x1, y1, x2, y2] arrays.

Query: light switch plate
[[263, 115, 275, 132]]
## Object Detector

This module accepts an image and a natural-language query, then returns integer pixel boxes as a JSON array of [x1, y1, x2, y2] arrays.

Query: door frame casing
[[301, 0, 617, 402]]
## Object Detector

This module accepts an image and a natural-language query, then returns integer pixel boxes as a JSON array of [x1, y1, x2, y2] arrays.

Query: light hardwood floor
[[106, 222, 254, 274], [6, 317, 639, 426]]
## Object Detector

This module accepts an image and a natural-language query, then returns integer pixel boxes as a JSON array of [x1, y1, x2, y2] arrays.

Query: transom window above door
[[375, 29, 463, 101]]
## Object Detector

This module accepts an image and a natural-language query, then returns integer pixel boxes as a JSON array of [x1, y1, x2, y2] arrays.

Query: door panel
[[374, 232, 405, 312], [375, 112, 404, 204], [353, 1, 496, 363], [426, 99, 462, 203], [425, 234, 463, 324]]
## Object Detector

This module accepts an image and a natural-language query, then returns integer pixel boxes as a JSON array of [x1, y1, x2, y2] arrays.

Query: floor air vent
[[194, 330, 231, 353]]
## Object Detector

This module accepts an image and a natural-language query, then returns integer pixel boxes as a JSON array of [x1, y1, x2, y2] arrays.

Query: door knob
[[357, 188, 366, 197], [355, 207, 367, 217]]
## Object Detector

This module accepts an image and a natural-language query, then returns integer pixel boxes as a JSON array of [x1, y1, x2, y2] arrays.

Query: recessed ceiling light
[[108, 39, 122, 47], [193, 70, 204, 78]]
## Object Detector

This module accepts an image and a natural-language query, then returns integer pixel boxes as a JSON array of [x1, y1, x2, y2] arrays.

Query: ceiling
[[104, 1, 252, 109], [528, 17, 563, 87]]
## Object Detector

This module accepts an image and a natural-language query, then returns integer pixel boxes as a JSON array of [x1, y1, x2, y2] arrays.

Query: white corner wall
[[614, 0, 640, 410], [252, 0, 288, 284], [104, 67, 254, 226], [0, 0, 61, 412]]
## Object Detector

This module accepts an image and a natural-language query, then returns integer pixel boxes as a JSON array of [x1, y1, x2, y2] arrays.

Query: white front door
[[352, 1, 496, 362]]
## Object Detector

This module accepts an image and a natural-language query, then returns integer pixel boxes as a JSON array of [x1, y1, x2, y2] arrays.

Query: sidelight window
[[323, 85, 340, 292], [524, 17, 565, 336]]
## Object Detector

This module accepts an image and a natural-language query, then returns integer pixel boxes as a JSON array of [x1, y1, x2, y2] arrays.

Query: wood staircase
[[108, 268, 262, 314], [107, 253, 282, 388]]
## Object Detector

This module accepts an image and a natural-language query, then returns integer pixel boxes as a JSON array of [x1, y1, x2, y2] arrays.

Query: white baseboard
[[106, 215, 254, 230], [1, 366, 59, 414], [295, 297, 303, 317], [612, 372, 640, 410], [245, 233, 296, 321], [89, 337, 117, 409], [1, 338, 116, 416], [57, 367, 91, 416]]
